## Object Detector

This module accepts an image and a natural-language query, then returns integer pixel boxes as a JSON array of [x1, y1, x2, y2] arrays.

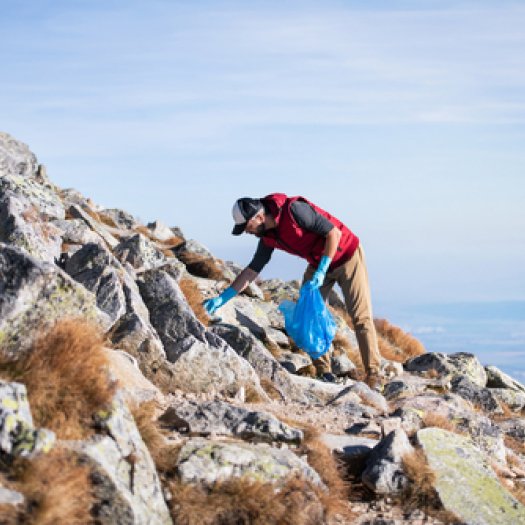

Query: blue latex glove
[[203, 286, 237, 315], [310, 256, 331, 289]]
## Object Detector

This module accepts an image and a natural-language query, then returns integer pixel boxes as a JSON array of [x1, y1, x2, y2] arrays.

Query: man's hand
[[310, 256, 331, 289], [203, 286, 237, 315]]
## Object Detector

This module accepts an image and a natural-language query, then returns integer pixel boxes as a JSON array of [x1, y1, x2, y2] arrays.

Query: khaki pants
[[303, 245, 381, 375]]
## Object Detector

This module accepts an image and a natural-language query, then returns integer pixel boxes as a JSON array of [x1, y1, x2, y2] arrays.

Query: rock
[[391, 393, 473, 422], [346, 420, 382, 439], [99, 208, 139, 230], [331, 351, 357, 376], [259, 278, 300, 303], [210, 323, 308, 403], [320, 434, 378, 464], [104, 349, 164, 406], [491, 388, 525, 411], [68, 204, 119, 249], [278, 350, 311, 374], [288, 375, 347, 405], [383, 375, 450, 402], [380, 359, 404, 379], [146, 220, 176, 242], [139, 269, 268, 398], [405, 352, 487, 387], [176, 437, 324, 488], [0, 381, 55, 458], [159, 399, 302, 444], [0, 244, 110, 358], [114, 234, 166, 271], [329, 382, 389, 414], [486, 365, 525, 393], [67, 394, 172, 525], [498, 418, 525, 441], [0, 485, 25, 507], [333, 313, 359, 349], [0, 191, 63, 263], [53, 218, 104, 247], [417, 428, 525, 524], [64, 243, 127, 323], [362, 429, 414, 495], [450, 376, 502, 414]]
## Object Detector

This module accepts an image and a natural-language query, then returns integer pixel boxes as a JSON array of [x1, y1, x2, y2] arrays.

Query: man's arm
[[230, 266, 259, 293], [323, 226, 342, 259]]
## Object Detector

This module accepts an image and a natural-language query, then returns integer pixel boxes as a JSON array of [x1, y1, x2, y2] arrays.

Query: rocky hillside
[[0, 131, 524, 525]]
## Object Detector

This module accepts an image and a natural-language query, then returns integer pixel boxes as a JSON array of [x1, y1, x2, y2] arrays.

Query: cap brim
[[232, 223, 247, 235]]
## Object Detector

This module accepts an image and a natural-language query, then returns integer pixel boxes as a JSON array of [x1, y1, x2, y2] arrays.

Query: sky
[[1, 0, 524, 313]]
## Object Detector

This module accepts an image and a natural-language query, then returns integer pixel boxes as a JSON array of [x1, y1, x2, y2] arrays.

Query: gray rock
[[114, 233, 166, 271], [53, 218, 104, 246], [159, 399, 302, 444], [68, 204, 119, 249], [0, 243, 110, 358], [321, 434, 378, 463], [0, 132, 38, 179], [391, 393, 473, 423], [490, 388, 525, 411], [362, 429, 414, 495], [288, 375, 347, 405], [451, 376, 503, 414], [65, 243, 127, 323], [0, 380, 55, 458], [68, 394, 172, 525], [417, 428, 525, 525], [498, 418, 525, 441], [259, 278, 300, 303], [210, 323, 309, 403], [278, 350, 311, 374], [329, 382, 389, 414], [405, 351, 487, 387], [139, 269, 268, 398], [0, 191, 62, 263], [333, 313, 359, 349], [146, 220, 176, 242], [383, 375, 450, 402], [0, 485, 25, 507], [99, 208, 139, 230], [176, 437, 324, 488], [486, 365, 525, 393], [331, 351, 357, 376]]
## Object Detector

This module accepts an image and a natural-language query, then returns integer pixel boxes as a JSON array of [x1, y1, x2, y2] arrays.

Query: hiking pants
[[302, 245, 381, 375]]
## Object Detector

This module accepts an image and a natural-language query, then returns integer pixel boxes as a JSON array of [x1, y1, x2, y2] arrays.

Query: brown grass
[[11, 448, 94, 525], [422, 413, 459, 434], [179, 278, 210, 326], [166, 476, 328, 525], [131, 401, 182, 476], [176, 252, 226, 281], [375, 319, 426, 362], [504, 435, 525, 456], [0, 319, 116, 439], [259, 378, 285, 401]]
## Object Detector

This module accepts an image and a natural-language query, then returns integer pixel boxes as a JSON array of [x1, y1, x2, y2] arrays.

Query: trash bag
[[278, 282, 337, 359]]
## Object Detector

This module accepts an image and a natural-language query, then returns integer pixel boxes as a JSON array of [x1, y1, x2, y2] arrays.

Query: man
[[203, 193, 382, 388]]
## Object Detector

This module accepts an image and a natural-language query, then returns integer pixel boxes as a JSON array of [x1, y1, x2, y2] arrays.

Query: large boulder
[[0, 244, 110, 358], [176, 437, 324, 488], [138, 269, 268, 398], [450, 376, 502, 414], [67, 204, 120, 249], [159, 399, 302, 444], [417, 428, 525, 524], [405, 352, 487, 387], [486, 365, 525, 393], [67, 394, 172, 525]]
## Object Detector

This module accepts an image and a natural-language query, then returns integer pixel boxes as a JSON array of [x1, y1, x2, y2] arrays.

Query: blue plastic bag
[[278, 282, 338, 359]]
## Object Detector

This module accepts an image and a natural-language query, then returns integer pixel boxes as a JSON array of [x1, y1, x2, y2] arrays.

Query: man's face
[[244, 210, 266, 237]]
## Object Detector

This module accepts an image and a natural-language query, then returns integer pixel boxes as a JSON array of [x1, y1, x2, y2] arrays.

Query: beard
[[254, 223, 266, 237]]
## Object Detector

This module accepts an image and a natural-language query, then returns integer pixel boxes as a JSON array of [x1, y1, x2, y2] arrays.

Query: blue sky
[[1, 0, 524, 310]]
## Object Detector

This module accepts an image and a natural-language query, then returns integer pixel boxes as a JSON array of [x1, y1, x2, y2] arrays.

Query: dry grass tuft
[[259, 378, 284, 401], [167, 476, 330, 525], [11, 448, 94, 525], [179, 278, 210, 326], [375, 319, 426, 363], [0, 319, 116, 439], [332, 332, 363, 371], [131, 401, 182, 475], [422, 413, 459, 434], [176, 252, 226, 281], [504, 435, 525, 456]]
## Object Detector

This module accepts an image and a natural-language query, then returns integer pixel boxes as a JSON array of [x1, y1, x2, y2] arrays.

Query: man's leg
[[302, 265, 336, 376], [336, 246, 382, 379]]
